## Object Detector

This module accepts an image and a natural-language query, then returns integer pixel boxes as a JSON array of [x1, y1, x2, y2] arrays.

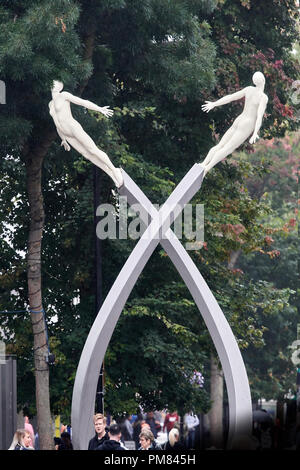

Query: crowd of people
[[8, 409, 200, 451], [9, 407, 289, 451], [87, 410, 199, 451]]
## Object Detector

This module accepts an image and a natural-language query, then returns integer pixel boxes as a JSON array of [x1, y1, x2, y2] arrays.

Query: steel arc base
[[71, 165, 252, 450]]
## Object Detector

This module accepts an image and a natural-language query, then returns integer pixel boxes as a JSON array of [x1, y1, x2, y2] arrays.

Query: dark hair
[[60, 431, 72, 449], [109, 423, 121, 436]]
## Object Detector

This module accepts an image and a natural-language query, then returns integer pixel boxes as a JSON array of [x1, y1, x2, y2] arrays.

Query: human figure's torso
[[49, 92, 78, 137], [234, 86, 267, 128]]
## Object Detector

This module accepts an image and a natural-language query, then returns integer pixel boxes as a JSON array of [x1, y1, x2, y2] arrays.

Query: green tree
[[0, 0, 92, 449], [237, 133, 299, 403]]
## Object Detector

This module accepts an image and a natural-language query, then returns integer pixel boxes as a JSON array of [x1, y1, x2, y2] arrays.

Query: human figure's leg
[[190, 429, 196, 448], [67, 136, 114, 175], [203, 126, 252, 176], [87, 147, 122, 187], [91, 148, 123, 188], [67, 133, 123, 187], [203, 142, 237, 177], [201, 125, 236, 166], [87, 153, 123, 187]]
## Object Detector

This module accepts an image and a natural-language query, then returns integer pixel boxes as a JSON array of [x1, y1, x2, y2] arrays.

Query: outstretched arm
[[202, 87, 249, 113], [62, 92, 114, 117], [249, 95, 268, 144]]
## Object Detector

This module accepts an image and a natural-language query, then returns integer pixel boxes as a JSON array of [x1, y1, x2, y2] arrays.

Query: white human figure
[[200, 71, 268, 177], [49, 81, 123, 188]]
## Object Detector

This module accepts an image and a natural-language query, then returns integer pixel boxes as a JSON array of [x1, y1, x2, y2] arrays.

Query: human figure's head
[[168, 428, 179, 447], [252, 71, 265, 89], [108, 423, 122, 441], [93, 413, 107, 438], [139, 428, 154, 450], [147, 411, 154, 420], [23, 431, 32, 448], [141, 422, 150, 430], [60, 431, 72, 449], [52, 80, 64, 94], [8, 429, 26, 450]]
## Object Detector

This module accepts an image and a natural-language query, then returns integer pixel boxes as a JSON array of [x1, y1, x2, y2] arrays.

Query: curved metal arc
[[120, 171, 253, 447], [161, 235, 252, 447], [71, 165, 204, 449], [71, 165, 252, 449]]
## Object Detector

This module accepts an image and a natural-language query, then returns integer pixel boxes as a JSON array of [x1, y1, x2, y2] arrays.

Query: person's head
[[141, 422, 150, 430], [60, 424, 67, 434], [252, 71, 265, 89], [108, 423, 122, 441], [168, 428, 179, 447], [23, 431, 32, 448], [93, 413, 106, 437], [52, 80, 64, 93], [147, 411, 154, 420], [8, 429, 26, 450], [60, 431, 72, 448], [139, 428, 154, 450]]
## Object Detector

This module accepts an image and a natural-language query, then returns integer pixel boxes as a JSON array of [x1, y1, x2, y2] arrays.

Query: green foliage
[[235, 133, 299, 401], [105, 296, 211, 415], [202, 0, 300, 141]]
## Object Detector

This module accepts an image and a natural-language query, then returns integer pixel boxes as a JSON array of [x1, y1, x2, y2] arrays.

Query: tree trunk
[[208, 250, 242, 448], [209, 353, 224, 448], [21, 19, 97, 448], [25, 144, 53, 450], [22, 22, 97, 445]]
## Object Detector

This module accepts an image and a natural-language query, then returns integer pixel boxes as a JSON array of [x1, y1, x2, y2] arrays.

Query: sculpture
[[67, 73, 261, 449], [49, 81, 123, 188], [200, 71, 268, 177], [71, 165, 253, 450]]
